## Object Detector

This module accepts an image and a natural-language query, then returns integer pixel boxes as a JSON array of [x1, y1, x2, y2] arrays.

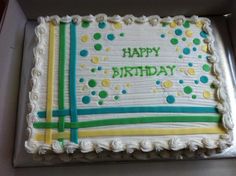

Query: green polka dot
[[93, 33, 101, 40], [162, 22, 168, 27], [193, 38, 201, 45], [202, 64, 211, 72], [82, 96, 91, 104], [88, 79, 97, 88], [192, 95, 197, 99], [91, 68, 96, 73], [184, 86, 193, 94], [98, 100, 103, 105], [183, 21, 190, 28], [178, 55, 183, 59], [99, 90, 108, 99], [82, 21, 90, 28], [198, 55, 202, 59], [182, 37, 186, 41], [170, 38, 178, 45], [94, 43, 102, 51], [114, 95, 120, 101], [210, 83, 216, 89], [120, 33, 125, 37]]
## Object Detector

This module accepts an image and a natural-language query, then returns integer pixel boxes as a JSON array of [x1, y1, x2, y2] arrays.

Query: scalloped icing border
[[25, 14, 233, 155]]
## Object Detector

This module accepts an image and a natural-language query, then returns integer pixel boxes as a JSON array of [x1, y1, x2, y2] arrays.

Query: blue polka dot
[[200, 31, 208, 38], [80, 49, 88, 57], [107, 33, 115, 41], [156, 80, 161, 85], [183, 48, 190, 55], [97, 66, 102, 71], [98, 22, 106, 29], [166, 95, 175, 104], [79, 78, 84, 83], [91, 91, 96, 96], [161, 34, 165, 38], [122, 90, 127, 94], [193, 47, 197, 51], [175, 29, 183, 36], [194, 80, 199, 84], [82, 96, 91, 104], [188, 63, 193, 67], [179, 80, 184, 84], [200, 76, 208, 84]]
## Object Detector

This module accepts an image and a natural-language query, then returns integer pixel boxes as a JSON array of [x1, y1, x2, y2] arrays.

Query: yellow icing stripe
[[35, 127, 226, 141], [45, 22, 55, 144]]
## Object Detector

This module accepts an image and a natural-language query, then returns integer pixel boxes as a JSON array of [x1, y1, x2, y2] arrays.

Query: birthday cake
[[25, 14, 233, 155]]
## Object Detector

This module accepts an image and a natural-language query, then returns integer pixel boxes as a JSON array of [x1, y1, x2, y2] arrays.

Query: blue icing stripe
[[37, 106, 219, 118]]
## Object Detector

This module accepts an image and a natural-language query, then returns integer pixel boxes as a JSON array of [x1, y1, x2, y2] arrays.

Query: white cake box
[[0, 0, 236, 174]]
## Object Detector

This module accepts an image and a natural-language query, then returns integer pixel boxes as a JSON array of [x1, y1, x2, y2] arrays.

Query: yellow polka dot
[[163, 80, 173, 88], [101, 79, 111, 87], [106, 47, 111, 52], [114, 22, 122, 30], [104, 57, 109, 61], [126, 83, 131, 88], [185, 30, 193, 37], [104, 69, 109, 74], [203, 90, 211, 99], [115, 85, 120, 91], [201, 45, 208, 53], [177, 92, 182, 96], [81, 35, 89, 43], [168, 31, 172, 34], [82, 85, 88, 91], [187, 68, 195, 75], [179, 68, 185, 72], [187, 43, 192, 47], [196, 21, 203, 28], [80, 64, 85, 68], [176, 46, 180, 52], [91, 56, 99, 64], [152, 88, 158, 93], [170, 22, 177, 28]]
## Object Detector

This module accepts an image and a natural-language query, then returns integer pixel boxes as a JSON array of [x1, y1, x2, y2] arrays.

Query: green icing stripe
[[34, 115, 221, 129], [58, 23, 66, 142]]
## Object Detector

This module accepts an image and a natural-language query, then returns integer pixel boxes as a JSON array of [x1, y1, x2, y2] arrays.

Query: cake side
[[25, 14, 233, 155]]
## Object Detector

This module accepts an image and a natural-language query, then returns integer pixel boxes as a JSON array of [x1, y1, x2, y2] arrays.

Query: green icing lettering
[[139, 48, 147, 57], [124, 67, 133, 77], [146, 48, 152, 57], [112, 67, 120, 78], [122, 48, 131, 57], [166, 65, 176, 75], [131, 48, 141, 57], [152, 47, 160, 56], [122, 47, 161, 58], [157, 66, 168, 76]]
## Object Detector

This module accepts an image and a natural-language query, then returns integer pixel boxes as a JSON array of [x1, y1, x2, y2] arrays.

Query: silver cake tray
[[13, 15, 236, 167]]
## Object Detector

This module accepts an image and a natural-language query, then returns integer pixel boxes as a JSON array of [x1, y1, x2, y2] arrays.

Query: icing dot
[[104, 56, 109, 61], [93, 33, 102, 40], [81, 35, 89, 42], [105, 47, 111, 52], [91, 91, 96, 96], [80, 49, 89, 57], [120, 33, 125, 37], [176, 46, 180, 52], [192, 95, 197, 99], [98, 22, 106, 29], [97, 66, 102, 70], [201, 45, 208, 53], [98, 100, 103, 105], [179, 80, 184, 84], [99, 90, 108, 99], [114, 95, 120, 101], [91, 68, 96, 73], [115, 85, 120, 91], [101, 79, 111, 87], [178, 54, 183, 59], [91, 56, 99, 64], [200, 76, 208, 83], [183, 47, 190, 55], [114, 22, 122, 29], [182, 37, 187, 41], [82, 96, 91, 104], [185, 30, 193, 37], [188, 63, 193, 67], [187, 68, 195, 75], [183, 21, 190, 28], [94, 43, 102, 51], [122, 90, 127, 94], [198, 55, 202, 59], [202, 64, 211, 72], [166, 95, 175, 104], [196, 21, 203, 28], [161, 34, 165, 38], [79, 78, 84, 83], [193, 47, 197, 51], [184, 86, 193, 94], [194, 80, 199, 84], [82, 21, 90, 28], [193, 38, 201, 45], [156, 80, 161, 85], [163, 80, 173, 88], [170, 38, 178, 45], [170, 22, 177, 28], [203, 90, 211, 99], [88, 79, 97, 87], [107, 33, 115, 41], [179, 68, 185, 72], [80, 64, 85, 68], [200, 31, 208, 38], [104, 69, 109, 74], [210, 83, 216, 89], [175, 29, 183, 36]]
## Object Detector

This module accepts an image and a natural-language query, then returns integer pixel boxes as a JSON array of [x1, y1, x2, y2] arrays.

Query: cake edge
[[25, 14, 233, 155]]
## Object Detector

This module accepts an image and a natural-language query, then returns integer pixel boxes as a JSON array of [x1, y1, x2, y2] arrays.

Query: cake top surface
[[25, 14, 233, 155]]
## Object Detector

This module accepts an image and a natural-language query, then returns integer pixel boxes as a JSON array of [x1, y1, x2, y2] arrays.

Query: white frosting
[[25, 14, 233, 156]]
